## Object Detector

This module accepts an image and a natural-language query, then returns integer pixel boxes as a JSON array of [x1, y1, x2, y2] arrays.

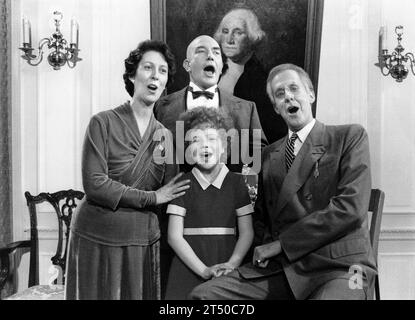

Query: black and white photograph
[[1, 0, 414, 308]]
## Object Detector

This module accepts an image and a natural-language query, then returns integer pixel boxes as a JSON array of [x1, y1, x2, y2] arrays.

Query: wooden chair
[[0, 189, 84, 300], [368, 188, 385, 300]]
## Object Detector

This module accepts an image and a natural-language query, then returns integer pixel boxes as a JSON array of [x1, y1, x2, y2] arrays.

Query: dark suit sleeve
[[246, 102, 268, 174], [249, 101, 268, 149], [278, 125, 372, 262], [253, 150, 273, 246], [153, 99, 162, 120], [253, 171, 270, 246]]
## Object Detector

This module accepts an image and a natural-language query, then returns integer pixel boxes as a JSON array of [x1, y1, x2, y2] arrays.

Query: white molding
[[24, 226, 59, 240], [23, 228, 415, 241], [383, 211, 415, 215], [39, 251, 56, 257], [379, 252, 415, 257], [380, 228, 415, 241]]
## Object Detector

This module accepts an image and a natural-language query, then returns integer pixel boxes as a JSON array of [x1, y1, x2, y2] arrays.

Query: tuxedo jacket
[[154, 87, 268, 172], [251, 120, 377, 299]]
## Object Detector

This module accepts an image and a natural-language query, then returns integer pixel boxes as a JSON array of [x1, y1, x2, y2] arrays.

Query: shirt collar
[[289, 118, 316, 143], [191, 164, 229, 190], [189, 81, 218, 94]]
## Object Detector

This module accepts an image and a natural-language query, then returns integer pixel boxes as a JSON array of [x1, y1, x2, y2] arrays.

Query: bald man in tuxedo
[[154, 35, 267, 173]]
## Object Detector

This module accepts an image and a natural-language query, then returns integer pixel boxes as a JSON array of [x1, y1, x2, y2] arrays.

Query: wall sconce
[[19, 11, 81, 70], [378, 25, 415, 82]]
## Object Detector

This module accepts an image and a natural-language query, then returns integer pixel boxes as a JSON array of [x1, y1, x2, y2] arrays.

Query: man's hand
[[252, 240, 282, 268]]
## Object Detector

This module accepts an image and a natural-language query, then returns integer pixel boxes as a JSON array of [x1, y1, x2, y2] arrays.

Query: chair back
[[368, 188, 385, 300], [24, 190, 84, 287]]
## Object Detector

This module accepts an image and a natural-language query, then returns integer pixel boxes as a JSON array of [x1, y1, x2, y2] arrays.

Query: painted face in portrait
[[269, 70, 315, 132], [131, 50, 168, 106], [183, 36, 223, 90], [218, 16, 252, 62], [186, 126, 225, 172]]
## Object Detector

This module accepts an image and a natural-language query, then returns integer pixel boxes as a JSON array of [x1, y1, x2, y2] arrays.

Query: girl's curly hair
[[179, 106, 234, 133]]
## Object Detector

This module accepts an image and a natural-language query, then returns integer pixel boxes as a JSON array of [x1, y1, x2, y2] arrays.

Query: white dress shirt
[[186, 82, 219, 110], [288, 118, 316, 156]]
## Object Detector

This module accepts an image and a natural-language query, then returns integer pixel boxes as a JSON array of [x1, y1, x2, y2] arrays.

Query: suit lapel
[[218, 89, 240, 115], [163, 87, 187, 133], [269, 138, 287, 191], [275, 121, 326, 215]]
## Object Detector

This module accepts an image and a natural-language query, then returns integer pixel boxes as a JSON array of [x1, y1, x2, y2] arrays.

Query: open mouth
[[147, 84, 158, 91], [287, 106, 299, 114], [203, 65, 216, 77], [200, 151, 213, 162]]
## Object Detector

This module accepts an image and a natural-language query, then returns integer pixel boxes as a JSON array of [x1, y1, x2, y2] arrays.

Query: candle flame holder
[[20, 11, 81, 70]]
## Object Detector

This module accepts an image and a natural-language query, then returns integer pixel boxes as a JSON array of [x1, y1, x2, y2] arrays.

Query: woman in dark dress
[[65, 40, 190, 300]]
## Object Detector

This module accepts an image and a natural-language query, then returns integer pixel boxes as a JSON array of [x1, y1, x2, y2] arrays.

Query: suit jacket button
[[305, 193, 313, 201]]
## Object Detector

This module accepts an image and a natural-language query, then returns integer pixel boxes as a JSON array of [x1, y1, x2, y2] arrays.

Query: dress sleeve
[[234, 175, 254, 218], [82, 115, 156, 211], [166, 191, 187, 217]]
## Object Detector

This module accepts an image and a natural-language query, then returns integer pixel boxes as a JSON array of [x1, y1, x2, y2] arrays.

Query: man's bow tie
[[189, 87, 215, 100]]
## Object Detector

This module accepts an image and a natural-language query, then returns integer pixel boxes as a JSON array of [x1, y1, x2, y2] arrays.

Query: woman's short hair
[[123, 40, 176, 97], [266, 63, 315, 105], [214, 8, 265, 48]]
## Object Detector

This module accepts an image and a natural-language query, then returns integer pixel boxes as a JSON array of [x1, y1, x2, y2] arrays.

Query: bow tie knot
[[189, 87, 215, 100]]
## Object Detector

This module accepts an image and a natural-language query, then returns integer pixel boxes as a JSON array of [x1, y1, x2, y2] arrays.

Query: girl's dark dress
[[165, 165, 253, 299]]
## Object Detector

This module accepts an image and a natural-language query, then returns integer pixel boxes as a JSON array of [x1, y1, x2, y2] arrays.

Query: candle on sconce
[[70, 19, 79, 46], [28, 20, 32, 46], [22, 17, 31, 45], [379, 26, 387, 52], [70, 19, 74, 44], [76, 22, 79, 47], [22, 18, 25, 43]]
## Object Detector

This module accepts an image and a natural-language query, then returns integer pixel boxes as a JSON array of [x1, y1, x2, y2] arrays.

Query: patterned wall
[[0, 0, 12, 247]]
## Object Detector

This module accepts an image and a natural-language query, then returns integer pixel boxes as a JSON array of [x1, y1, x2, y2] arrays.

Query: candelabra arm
[[20, 38, 51, 66], [405, 52, 415, 75], [66, 45, 82, 68], [379, 53, 391, 76]]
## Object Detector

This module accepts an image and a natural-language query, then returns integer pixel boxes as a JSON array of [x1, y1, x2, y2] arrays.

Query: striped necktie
[[286, 132, 298, 171]]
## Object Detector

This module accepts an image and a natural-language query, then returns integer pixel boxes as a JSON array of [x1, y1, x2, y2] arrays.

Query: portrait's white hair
[[214, 8, 265, 47]]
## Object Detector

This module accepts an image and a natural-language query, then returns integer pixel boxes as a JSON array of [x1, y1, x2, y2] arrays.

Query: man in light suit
[[154, 35, 268, 173], [189, 63, 377, 300]]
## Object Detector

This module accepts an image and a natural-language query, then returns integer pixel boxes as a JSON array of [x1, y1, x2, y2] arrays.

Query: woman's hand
[[201, 265, 230, 280], [155, 173, 190, 205], [211, 262, 235, 277], [201, 266, 217, 280]]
